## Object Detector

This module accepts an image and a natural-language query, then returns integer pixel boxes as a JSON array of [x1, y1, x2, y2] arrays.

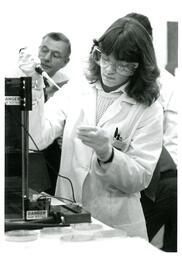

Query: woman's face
[[100, 53, 138, 89]]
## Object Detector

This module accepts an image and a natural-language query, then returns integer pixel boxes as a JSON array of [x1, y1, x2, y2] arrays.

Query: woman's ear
[[127, 62, 139, 76]]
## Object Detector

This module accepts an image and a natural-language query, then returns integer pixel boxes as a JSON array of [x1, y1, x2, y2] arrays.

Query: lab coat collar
[[90, 80, 137, 105], [82, 80, 137, 126]]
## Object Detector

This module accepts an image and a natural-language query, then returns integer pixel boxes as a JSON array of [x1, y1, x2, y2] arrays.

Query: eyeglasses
[[93, 47, 138, 75]]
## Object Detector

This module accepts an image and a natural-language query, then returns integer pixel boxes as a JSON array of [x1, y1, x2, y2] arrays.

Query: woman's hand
[[77, 125, 113, 162]]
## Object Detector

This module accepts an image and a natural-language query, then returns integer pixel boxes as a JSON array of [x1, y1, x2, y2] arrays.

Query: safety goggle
[[92, 47, 138, 75]]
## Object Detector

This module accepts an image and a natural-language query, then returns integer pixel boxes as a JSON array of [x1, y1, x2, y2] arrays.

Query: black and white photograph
[[1, 0, 181, 255]]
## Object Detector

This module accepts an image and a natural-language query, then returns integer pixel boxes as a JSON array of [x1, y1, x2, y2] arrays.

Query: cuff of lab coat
[[94, 148, 115, 175]]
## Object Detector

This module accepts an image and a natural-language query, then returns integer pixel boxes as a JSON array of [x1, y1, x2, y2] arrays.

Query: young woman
[[20, 17, 163, 239]]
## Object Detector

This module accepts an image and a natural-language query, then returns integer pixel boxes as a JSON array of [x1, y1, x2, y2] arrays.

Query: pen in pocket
[[114, 127, 122, 141]]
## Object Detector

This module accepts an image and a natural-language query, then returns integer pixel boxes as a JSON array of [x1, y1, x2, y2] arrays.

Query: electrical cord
[[38, 194, 75, 204], [5, 106, 76, 203]]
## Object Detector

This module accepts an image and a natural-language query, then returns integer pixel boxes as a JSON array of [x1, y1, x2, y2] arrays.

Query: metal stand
[[5, 77, 32, 220]]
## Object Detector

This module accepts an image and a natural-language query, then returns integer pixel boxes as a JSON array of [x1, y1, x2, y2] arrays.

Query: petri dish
[[5, 230, 39, 242], [40, 227, 72, 237], [60, 233, 94, 242], [71, 223, 103, 231], [95, 229, 127, 239]]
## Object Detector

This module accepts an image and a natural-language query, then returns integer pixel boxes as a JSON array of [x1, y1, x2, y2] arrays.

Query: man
[[38, 32, 71, 100], [19, 33, 71, 194], [37, 32, 71, 195], [125, 13, 177, 252]]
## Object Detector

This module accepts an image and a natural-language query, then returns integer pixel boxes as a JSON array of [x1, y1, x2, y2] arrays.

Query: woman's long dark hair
[[86, 17, 160, 106]]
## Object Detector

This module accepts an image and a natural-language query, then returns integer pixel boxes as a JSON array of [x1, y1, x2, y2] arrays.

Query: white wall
[[2, 0, 180, 76]]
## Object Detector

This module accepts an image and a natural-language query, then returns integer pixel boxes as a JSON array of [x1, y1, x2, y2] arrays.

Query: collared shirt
[[52, 69, 69, 86], [44, 69, 69, 101]]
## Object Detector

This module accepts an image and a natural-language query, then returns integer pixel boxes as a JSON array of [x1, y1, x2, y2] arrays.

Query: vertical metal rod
[[21, 81, 29, 220]]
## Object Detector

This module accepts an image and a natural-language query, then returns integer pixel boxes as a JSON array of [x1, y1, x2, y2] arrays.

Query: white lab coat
[[29, 77, 163, 239], [158, 69, 178, 165]]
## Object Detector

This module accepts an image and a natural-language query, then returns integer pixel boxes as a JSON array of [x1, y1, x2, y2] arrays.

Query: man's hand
[[19, 47, 39, 75], [77, 125, 113, 162], [18, 47, 44, 104], [57, 135, 63, 149], [18, 47, 44, 89]]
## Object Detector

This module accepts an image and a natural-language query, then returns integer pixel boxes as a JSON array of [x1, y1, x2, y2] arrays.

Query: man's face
[[38, 36, 69, 77]]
